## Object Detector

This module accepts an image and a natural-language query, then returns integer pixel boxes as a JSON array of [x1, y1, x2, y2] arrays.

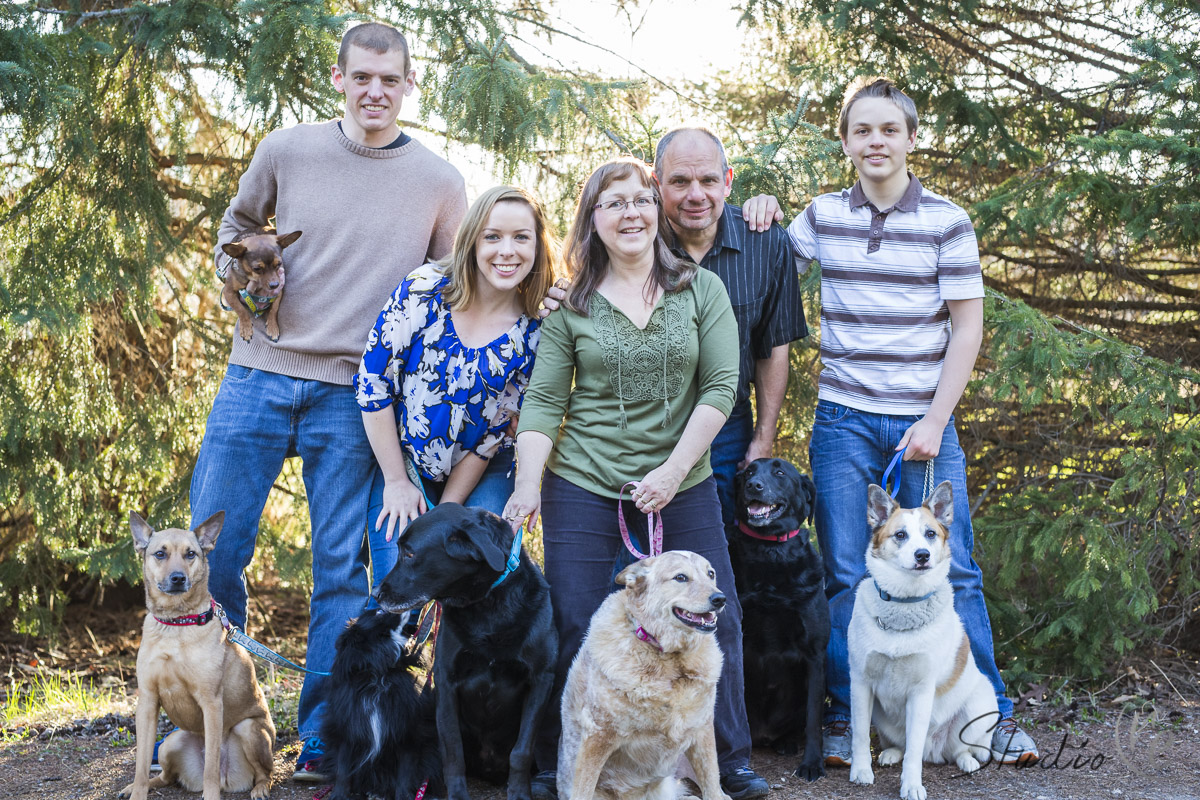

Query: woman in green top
[[501, 157, 755, 790]]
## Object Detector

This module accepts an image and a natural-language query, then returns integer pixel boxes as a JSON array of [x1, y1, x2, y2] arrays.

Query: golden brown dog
[[119, 511, 275, 800], [220, 227, 301, 343], [558, 550, 732, 800]]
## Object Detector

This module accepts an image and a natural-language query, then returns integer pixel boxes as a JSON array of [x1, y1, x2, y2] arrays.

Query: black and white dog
[[731, 457, 829, 781], [377, 503, 557, 800], [319, 607, 442, 800]]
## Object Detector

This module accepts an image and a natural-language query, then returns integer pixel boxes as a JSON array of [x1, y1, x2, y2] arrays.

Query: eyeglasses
[[593, 196, 659, 213]]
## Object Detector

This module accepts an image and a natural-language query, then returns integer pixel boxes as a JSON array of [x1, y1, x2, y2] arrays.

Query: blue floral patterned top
[[355, 264, 541, 483]]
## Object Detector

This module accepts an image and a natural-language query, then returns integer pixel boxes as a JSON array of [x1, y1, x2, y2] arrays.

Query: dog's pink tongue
[[748, 503, 772, 517]]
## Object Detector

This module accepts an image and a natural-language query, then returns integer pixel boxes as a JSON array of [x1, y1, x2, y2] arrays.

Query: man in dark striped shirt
[[654, 128, 809, 532]]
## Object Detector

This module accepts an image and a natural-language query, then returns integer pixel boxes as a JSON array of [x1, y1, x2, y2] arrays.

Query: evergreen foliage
[[1, 0, 1196, 680]]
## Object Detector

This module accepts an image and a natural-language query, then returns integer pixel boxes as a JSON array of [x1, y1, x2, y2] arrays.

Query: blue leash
[[881, 446, 907, 498]]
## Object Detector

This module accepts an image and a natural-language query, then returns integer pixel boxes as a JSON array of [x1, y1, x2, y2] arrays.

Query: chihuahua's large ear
[[193, 511, 225, 552], [275, 230, 302, 249], [615, 557, 651, 595], [221, 242, 247, 258], [130, 511, 155, 553], [866, 484, 898, 530], [923, 481, 954, 530]]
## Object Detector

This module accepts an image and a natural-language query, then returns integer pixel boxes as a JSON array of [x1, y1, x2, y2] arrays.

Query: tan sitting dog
[[120, 511, 275, 800], [558, 550, 731, 800]]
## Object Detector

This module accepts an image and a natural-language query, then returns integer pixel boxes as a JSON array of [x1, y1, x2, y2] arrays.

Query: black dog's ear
[[798, 475, 817, 525], [444, 511, 508, 572], [866, 484, 897, 530]]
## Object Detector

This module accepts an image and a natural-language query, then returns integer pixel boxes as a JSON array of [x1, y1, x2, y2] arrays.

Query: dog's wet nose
[[709, 592, 726, 609], [749, 479, 764, 491], [168, 571, 188, 588], [914, 549, 930, 565]]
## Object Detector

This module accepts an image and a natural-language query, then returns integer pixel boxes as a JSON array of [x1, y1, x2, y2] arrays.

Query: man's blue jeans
[[711, 400, 754, 529], [809, 400, 1013, 722], [366, 450, 515, 600], [189, 365, 375, 742]]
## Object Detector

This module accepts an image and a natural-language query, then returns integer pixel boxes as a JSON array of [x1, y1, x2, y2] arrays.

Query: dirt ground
[[3, 591, 1199, 800]]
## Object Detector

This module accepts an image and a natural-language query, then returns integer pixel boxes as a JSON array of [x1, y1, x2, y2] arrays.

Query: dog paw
[[955, 752, 982, 774], [265, 323, 280, 342], [848, 764, 874, 785], [117, 783, 133, 799], [239, 326, 254, 342], [878, 747, 902, 766], [899, 777, 926, 800], [793, 758, 824, 782]]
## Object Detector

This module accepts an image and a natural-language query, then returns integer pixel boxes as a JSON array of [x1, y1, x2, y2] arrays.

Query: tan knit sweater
[[215, 121, 467, 385]]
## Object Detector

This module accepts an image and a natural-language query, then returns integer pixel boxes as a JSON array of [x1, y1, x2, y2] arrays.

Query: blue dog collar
[[490, 525, 524, 589], [874, 580, 936, 604]]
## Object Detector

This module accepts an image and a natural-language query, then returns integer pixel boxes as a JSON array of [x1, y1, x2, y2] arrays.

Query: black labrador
[[319, 607, 442, 800], [377, 504, 558, 800], [731, 457, 829, 782]]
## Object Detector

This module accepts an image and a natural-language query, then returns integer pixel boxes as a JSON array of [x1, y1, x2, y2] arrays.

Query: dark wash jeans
[[534, 471, 753, 775]]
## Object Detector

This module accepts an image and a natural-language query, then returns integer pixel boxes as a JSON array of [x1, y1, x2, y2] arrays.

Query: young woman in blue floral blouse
[[355, 185, 560, 595]]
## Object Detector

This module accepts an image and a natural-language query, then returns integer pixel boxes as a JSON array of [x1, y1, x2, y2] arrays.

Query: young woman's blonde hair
[[441, 186, 561, 318], [562, 157, 695, 315]]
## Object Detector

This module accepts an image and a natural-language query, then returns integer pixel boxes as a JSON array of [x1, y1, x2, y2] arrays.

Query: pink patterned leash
[[617, 482, 664, 559]]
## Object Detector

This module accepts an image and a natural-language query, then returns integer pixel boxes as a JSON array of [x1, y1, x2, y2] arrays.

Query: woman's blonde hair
[[441, 186, 561, 318], [562, 157, 695, 314]]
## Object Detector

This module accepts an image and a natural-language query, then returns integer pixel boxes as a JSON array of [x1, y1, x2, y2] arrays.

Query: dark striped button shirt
[[669, 203, 808, 407], [786, 175, 984, 415]]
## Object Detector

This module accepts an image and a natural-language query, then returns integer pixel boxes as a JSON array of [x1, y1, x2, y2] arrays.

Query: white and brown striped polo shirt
[[787, 174, 984, 415]]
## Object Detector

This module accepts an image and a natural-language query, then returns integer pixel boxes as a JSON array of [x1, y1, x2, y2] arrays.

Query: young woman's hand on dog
[[377, 478, 426, 541]]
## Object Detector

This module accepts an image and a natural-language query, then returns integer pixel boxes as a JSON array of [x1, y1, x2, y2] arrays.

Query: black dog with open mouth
[[731, 457, 829, 782]]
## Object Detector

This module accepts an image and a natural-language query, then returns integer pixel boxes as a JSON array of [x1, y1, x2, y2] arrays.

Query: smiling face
[[657, 131, 732, 238], [841, 95, 917, 198], [592, 174, 660, 266], [474, 200, 538, 298], [330, 44, 415, 147]]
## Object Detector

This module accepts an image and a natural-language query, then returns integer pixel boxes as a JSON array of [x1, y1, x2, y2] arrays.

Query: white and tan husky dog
[[848, 482, 996, 800]]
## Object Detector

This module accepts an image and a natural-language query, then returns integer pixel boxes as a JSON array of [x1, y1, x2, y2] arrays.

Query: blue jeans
[[366, 450, 515, 600], [809, 400, 1012, 722], [534, 472, 752, 775], [189, 365, 375, 742], [710, 400, 754, 529]]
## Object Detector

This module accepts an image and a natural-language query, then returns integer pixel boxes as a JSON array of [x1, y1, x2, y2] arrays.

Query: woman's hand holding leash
[[633, 461, 685, 513]]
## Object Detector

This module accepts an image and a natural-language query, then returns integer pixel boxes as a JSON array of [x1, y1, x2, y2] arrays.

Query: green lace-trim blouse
[[517, 268, 739, 499]]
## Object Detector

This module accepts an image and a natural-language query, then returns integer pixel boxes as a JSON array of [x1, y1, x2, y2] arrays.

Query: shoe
[[720, 766, 769, 800], [991, 718, 1039, 764], [531, 770, 557, 800], [292, 737, 329, 783], [822, 719, 852, 767]]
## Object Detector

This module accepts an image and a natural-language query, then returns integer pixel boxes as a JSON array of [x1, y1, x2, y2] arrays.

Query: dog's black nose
[[709, 592, 726, 609], [269, 279, 280, 289], [914, 549, 930, 565], [749, 479, 764, 491], [168, 571, 187, 588]]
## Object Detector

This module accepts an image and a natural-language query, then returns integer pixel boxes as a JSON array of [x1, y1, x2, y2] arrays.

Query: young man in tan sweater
[[190, 22, 466, 781]]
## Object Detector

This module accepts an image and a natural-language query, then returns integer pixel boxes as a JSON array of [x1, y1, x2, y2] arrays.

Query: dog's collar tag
[[154, 599, 217, 627], [874, 580, 936, 604], [633, 624, 663, 651], [489, 526, 524, 590], [736, 521, 801, 542]]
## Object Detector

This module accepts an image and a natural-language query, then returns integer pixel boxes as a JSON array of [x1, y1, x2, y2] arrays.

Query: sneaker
[[292, 737, 329, 783], [531, 770, 558, 800], [991, 718, 1039, 765], [719, 766, 769, 800], [822, 719, 852, 767]]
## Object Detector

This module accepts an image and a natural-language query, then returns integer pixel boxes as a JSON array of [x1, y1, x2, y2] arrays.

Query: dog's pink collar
[[154, 598, 217, 627], [737, 521, 801, 542], [634, 624, 662, 651]]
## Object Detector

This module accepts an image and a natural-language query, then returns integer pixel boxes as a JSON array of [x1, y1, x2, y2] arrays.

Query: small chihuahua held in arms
[[220, 227, 301, 342]]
